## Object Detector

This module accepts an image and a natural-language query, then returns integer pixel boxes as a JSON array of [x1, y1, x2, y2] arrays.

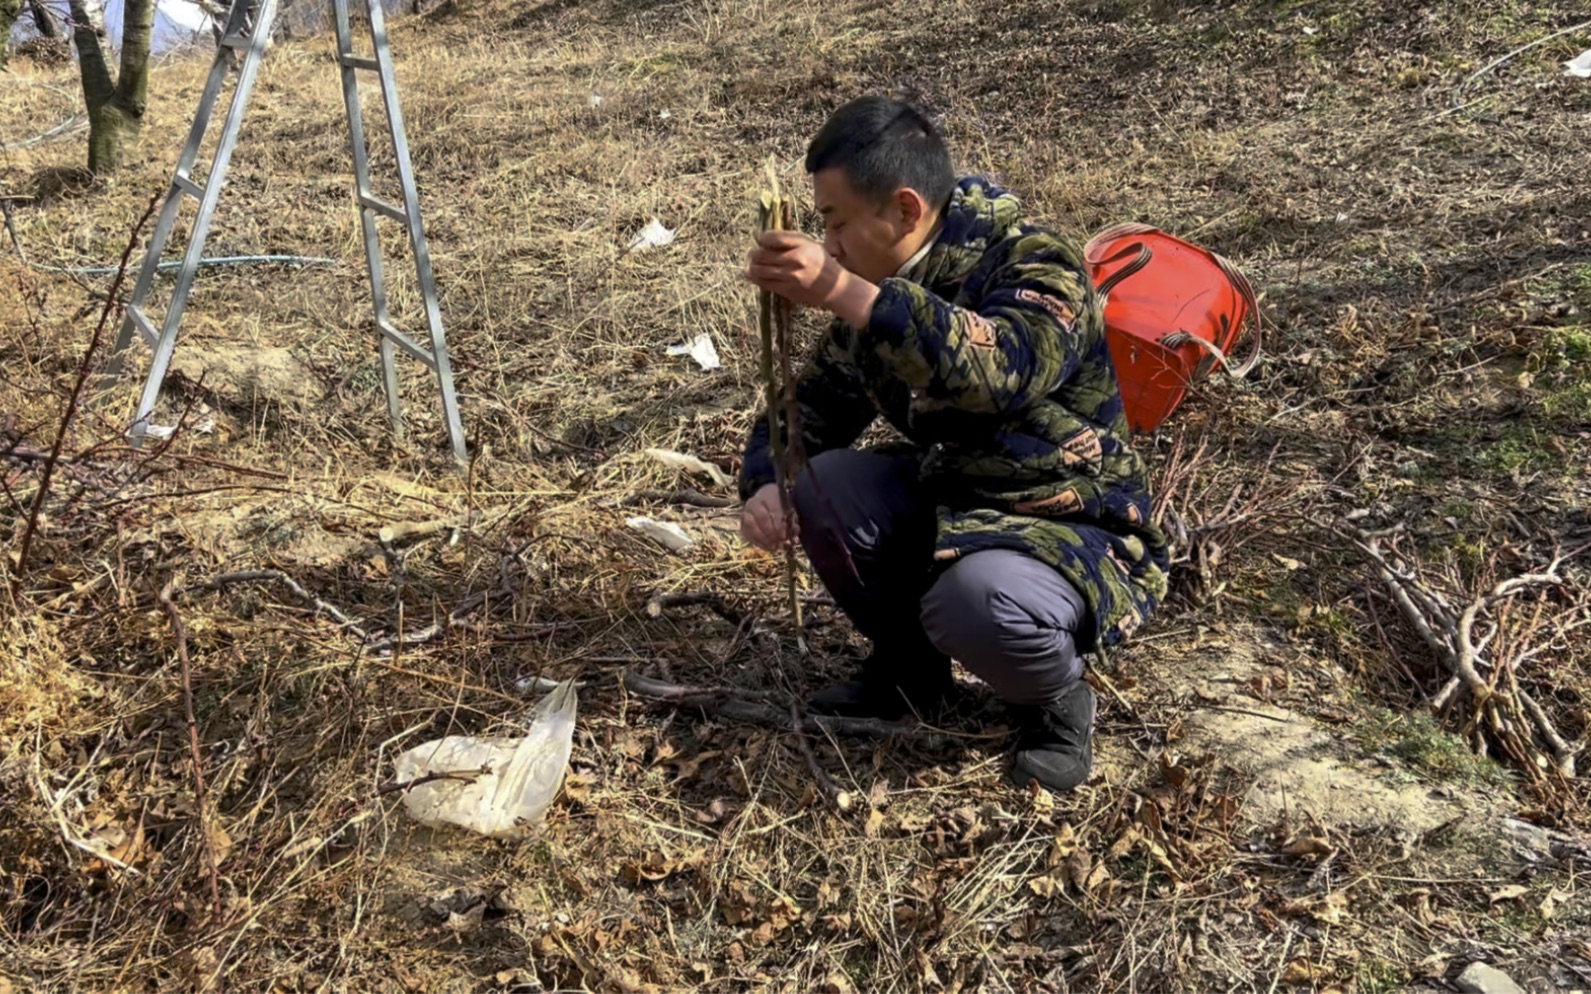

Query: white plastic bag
[[626, 516, 695, 553], [393, 680, 578, 838], [626, 217, 675, 252], [666, 332, 722, 371]]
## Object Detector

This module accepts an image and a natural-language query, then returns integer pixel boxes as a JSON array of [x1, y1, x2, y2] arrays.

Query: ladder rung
[[173, 175, 204, 201], [377, 320, 438, 370], [127, 305, 158, 347], [339, 54, 380, 71], [358, 193, 409, 224]]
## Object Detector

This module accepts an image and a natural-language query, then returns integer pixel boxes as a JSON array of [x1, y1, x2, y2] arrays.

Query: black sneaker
[[1009, 681, 1096, 793], [807, 651, 955, 721]]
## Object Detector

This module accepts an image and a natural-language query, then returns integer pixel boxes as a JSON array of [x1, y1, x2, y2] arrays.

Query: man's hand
[[740, 482, 795, 552], [747, 231, 880, 328]]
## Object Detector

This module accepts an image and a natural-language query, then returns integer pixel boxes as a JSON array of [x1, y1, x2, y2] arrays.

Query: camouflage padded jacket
[[740, 176, 1170, 649]]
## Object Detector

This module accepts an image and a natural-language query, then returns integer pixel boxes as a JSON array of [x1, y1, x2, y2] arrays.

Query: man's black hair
[[805, 96, 955, 211]]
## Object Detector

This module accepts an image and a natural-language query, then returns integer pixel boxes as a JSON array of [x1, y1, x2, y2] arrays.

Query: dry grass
[[3, 0, 1591, 990]]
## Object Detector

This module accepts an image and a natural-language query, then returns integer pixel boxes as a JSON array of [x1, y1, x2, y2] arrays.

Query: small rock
[[1455, 962, 1526, 994]]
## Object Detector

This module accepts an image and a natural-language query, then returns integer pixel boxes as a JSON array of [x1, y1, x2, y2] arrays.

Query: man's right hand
[[740, 483, 795, 552]]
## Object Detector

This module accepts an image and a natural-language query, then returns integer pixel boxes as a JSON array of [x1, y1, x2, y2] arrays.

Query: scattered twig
[[1452, 17, 1591, 110], [169, 561, 523, 653], [377, 766, 492, 796], [621, 669, 998, 743], [1193, 704, 1293, 723], [158, 580, 224, 922], [182, 570, 367, 634], [645, 590, 745, 626], [625, 488, 735, 509], [378, 508, 495, 546], [523, 420, 607, 457], [789, 702, 849, 809], [11, 192, 158, 605]]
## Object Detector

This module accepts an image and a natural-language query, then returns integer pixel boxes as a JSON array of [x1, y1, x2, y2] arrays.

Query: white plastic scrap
[[626, 217, 676, 252], [666, 332, 722, 371], [589, 93, 604, 107], [643, 447, 731, 487], [393, 679, 578, 838], [140, 416, 215, 440], [1564, 50, 1591, 78], [626, 516, 695, 553]]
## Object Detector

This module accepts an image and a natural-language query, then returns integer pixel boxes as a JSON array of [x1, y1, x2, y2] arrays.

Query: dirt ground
[[2, 0, 1590, 991]]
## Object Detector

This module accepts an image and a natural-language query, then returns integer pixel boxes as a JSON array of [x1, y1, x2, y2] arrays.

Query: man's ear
[[893, 187, 928, 231]]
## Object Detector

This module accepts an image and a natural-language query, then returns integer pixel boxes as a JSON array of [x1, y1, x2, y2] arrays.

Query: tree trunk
[[70, 0, 155, 175], [0, 0, 22, 69], [29, 0, 62, 39]]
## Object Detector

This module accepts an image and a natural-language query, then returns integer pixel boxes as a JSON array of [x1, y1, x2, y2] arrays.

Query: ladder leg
[[99, 0, 260, 397], [335, 0, 403, 439], [378, 339, 402, 432], [363, 0, 466, 464], [128, 0, 282, 446]]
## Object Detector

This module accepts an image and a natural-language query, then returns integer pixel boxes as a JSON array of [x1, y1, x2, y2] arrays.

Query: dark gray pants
[[791, 449, 1088, 706]]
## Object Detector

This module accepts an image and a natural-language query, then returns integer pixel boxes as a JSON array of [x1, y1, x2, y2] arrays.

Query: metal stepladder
[[101, 0, 467, 463]]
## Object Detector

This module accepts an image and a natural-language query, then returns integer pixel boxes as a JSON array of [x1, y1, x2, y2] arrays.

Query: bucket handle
[[1163, 310, 1261, 378], [1091, 242, 1153, 301]]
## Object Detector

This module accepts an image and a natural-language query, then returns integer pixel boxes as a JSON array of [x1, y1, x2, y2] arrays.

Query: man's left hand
[[746, 231, 879, 328]]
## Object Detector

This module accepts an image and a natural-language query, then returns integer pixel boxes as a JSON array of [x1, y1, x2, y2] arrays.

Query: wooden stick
[[790, 702, 848, 809], [621, 669, 992, 744], [757, 166, 805, 646], [159, 580, 225, 921]]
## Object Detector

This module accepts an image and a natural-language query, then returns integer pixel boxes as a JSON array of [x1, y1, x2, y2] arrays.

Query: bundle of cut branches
[[757, 162, 806, 646], [1350, 526, 1589, 787]]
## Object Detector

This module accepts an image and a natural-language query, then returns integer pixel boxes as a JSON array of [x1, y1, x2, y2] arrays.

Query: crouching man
[[739, 96, 1169, 793]]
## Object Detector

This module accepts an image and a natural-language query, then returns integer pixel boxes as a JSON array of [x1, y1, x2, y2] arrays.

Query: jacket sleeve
[[860, 231, 1094, 417], [739, 321, 877, 501]]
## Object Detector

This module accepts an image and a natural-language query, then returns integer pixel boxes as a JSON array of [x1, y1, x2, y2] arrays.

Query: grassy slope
[[2, 0, 1589, 990]]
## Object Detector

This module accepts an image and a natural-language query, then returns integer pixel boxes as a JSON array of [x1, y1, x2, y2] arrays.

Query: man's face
[[813, 168, 926, 285]]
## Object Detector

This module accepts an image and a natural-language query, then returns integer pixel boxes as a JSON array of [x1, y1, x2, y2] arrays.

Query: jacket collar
[[898, 176, 1025, 289]]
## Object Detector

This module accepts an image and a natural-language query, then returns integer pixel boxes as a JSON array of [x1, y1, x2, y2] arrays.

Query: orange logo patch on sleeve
[[964, 313, 999, 350], [1015, 289, 1078, 332], [1060, 429, 1103, 467], [1013, 488, 1082, 516]]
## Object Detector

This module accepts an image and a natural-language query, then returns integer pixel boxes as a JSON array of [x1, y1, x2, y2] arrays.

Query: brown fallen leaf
[[1051, 822, 1079, 862], [618, 852, 678, 886], [1028, 782, 1055, 816], [863, 808, 885, 839], [689, 798, 740, 826], [1084, 861, 1113, 895], [1537, 887, 1570, 919], [561, 774, 593, 805], [207, 821, 233, 867], [867, 779, 889, 809], [1108, 826, 1141, 860], [673, 749, 723, 781], [1281, 958, 1328, 984], [1028, 875, 1063, 899], [1283, 891, 1348, 925], [1159, 753, 1191, 789], [1282, 835, 1333, 857], [820, 971, 856, 994], [1066, 848, 1094, 893]]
